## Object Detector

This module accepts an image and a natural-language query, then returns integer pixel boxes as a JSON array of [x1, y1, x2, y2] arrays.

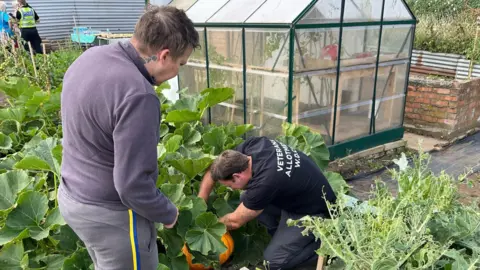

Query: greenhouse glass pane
[[168, 0, 197, 11], [206, 29, 244, 127], [334, 26, 381, 143], [246, 0, 313, 23], [189, 27, 207, 63], [179, 66, 207, 95], [383, 0, 413, 21], [207, 29, 243, 66], [298, 0, 341, 24], [379, 25, 413, 62], [246, 74, 288, 138], [300, 0, 388, 24], [186, 0, 229, 23], [244, 28, 290, 138], [292, 74, 336, 145], [208, 0, 266, 23], [245, 29, 290, 72], [375, 64, 408, 132], [343, 0, 383, 22], [294, 28, 341, 72], [181, 28, 207, 95]]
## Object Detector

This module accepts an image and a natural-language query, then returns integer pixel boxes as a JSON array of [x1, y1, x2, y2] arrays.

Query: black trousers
[[20, 28, 43, 54], [241, 194, 322, 269]]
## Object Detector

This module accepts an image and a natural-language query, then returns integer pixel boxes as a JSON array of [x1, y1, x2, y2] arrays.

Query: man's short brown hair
[[210, 150, 249, 182], [133, 5, 200, 58]]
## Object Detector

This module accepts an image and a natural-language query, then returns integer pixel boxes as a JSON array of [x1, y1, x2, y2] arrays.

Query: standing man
[[58, 6, 200, 270], [198, 136, 337, 270], [15, 0, 42, 53]]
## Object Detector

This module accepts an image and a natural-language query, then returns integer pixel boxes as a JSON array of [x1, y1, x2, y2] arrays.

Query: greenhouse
[[169, 0, 417, 159]]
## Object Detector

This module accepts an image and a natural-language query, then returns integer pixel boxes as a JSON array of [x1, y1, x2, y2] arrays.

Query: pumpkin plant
[[182, 232, 234, 270], [153, 85, 349, 269], [0, 56, 349, 269]]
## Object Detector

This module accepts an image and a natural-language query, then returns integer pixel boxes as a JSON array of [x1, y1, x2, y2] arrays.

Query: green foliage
[[288, 151, 480, 269], [406, 0, 466, 17], [0, 45, 348, 270], [407, 0, 480, 62]]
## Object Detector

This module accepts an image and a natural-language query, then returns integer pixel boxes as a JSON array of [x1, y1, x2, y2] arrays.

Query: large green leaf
[[52, 225, 82, 253], [40, 254, 66, 270], [185, 212, 226, 255], [233, 124, 254, 137], [212, 191, 241, 217], [22, 120, 45, 135], [159, 254, 189, 270], [160, 183, 193, 211], [167, 157, 214, 180], [230, 221, 271, 267], [165, 110, 201, 123], [174, 123, 201, 146], [282, 122, 309, 137], [276, 135, 299, 149], [0, 241, 29, 270], [0, 108, 25, 122], [14, 137, 61, 176], [160, 123, 169, 138], [0, 120, 21, 135], [176, 210, 192, 238], [198, 88, 235, 111], [0, 77, 37, 100], [0, 170, 32, 212], [302, 132, 330, 170], [190, 197, 207, 220], [0, 191, 63, 244], [25, 91, 50, 115], [168, 96, 199, 112], [0, 132, 13, 150], [158, 228, 184, 258], [202, 127, 227, 155], [14, 156, 51, 171], [165, 135, 183, 153], [324, 171, 350, 196], [62, 248, 93, 270]]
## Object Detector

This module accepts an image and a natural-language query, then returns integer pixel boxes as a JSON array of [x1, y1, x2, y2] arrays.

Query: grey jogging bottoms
[[58, 184, 158, 270]]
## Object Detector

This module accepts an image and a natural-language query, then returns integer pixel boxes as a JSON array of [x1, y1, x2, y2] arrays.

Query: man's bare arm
[[198, 168, 215, 202], [219, 203, 263, 230]]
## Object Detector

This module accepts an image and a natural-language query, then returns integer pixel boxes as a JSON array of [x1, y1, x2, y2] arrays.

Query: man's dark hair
[[210, 150, 249, 182], [133, 5, 200, 58]]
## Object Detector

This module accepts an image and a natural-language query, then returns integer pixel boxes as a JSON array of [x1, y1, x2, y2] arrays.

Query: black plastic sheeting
[[347, 131, 480, 185]]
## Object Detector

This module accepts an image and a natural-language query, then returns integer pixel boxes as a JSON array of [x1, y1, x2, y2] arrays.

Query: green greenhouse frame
[[169, 0, 417, 159]]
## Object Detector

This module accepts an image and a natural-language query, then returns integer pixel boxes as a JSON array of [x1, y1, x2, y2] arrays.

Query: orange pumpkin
[[182, 232, 234, 270]]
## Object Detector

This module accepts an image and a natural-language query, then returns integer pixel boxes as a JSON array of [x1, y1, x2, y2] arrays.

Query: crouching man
[[198, 136, 337, 270]]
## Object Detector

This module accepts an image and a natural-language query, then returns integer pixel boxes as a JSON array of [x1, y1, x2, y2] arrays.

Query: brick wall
[[405, 76, 480, 140]]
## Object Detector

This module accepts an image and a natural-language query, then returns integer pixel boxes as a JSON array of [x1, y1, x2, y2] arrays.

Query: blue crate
[[71, 27, 101, 44]]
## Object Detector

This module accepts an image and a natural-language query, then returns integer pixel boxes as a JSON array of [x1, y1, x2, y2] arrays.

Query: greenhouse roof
[[167, 0, 416, 26]]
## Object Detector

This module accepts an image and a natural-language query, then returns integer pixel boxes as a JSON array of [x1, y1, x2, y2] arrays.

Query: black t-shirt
[[235, 136, 337, 215]]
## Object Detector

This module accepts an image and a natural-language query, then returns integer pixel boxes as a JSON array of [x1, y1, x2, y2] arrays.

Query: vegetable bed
[[0, 46, 479, 270]]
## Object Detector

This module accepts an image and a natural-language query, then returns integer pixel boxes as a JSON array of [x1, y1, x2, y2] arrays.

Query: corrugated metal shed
[[7, 0, 145, 41]]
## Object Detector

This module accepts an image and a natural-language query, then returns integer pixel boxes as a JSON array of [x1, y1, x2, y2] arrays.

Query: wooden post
[[42, 43, 47, 60], [294, 78, 301, 124], [28, 42, 38, 78], [316, 256, 325, 270], [11, 40, 18, 67]]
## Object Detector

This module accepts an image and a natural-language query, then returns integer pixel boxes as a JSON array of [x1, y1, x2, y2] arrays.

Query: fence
[[411, 50, 480, 80]]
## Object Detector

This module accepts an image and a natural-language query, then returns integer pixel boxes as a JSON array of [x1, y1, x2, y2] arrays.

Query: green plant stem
[[54, 173, 58, 207], [395, 240, 427, 268]]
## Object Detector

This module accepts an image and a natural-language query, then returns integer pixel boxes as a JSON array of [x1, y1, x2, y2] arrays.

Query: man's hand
[[219, 203, 263, 231], [164, 208, 179, 229]]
